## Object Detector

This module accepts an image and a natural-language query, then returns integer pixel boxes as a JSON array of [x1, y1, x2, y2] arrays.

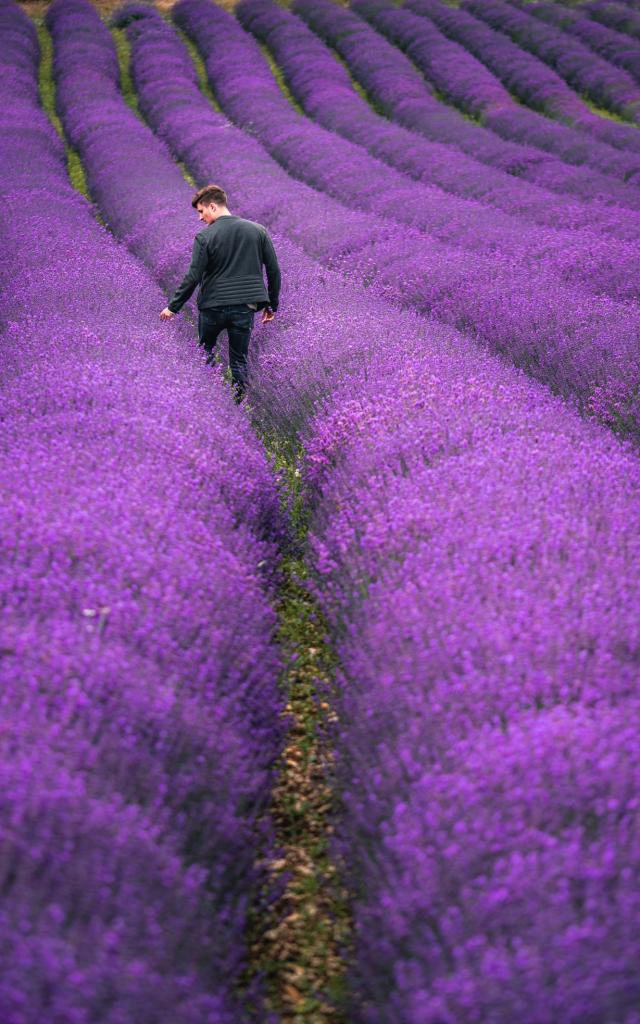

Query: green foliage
[[260, 43, 307, 115], [112, 28, 140, 115], [35, 22, 91, 201], [175, 26, 225, 112], [582, 95, 635, 124]]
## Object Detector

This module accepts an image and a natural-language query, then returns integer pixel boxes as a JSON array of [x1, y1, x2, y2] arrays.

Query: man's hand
[[261, 307, 275, 323], [160, 307, 175, 321]]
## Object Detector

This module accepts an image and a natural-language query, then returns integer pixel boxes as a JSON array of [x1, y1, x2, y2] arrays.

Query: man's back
[[161, 184, 281, 403], [167, 213, 281, 314]]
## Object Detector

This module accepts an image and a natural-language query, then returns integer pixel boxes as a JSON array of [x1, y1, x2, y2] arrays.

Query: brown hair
[[191, 184, 228, 209]]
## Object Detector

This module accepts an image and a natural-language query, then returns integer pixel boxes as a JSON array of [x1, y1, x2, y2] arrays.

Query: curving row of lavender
[[173, 0, 640, 436], [304, 359, 640, 1023], [7, 0, 640, 1017], [356, 0, 640, 182], [464, 0, 640, 123], [46, 0, 208, 308], [293, 0, 640, 213], [237, 0, 640, 241], [114, 6, 640, 1019], [0, 2, 284, 1019]]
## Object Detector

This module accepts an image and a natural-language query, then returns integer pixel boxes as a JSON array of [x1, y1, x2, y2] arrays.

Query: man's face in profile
[[196, 202, 217, 224]]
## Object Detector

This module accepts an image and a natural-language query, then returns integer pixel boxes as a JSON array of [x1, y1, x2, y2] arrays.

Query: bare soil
[[19, 0, 239, 16]]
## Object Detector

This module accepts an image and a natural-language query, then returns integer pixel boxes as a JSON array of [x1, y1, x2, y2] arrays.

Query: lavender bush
[[238, 0, 640, 283], [124, 8, 640, 1014], [464, 0, 640, 122], [46, 0, 206, 303], [121, 12, 640, 1006], [289, 224, 640, 1024], [294, 0, 640, 213], [6, 0, 640, 1018], [0, 2, 283, 1017]]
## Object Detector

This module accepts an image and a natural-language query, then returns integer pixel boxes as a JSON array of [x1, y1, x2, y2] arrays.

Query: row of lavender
[[0, 3, 284, 1020], [463, 0, 640, 122], [174, 0, 640, 436], [114, 5, 640, 1018], [195, 0, 640, 270], [587, 0, 640, 41], [521, 0, 640, 82]]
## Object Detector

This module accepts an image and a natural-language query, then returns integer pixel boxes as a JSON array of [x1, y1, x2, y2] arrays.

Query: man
[[160, 184, 281, 403]]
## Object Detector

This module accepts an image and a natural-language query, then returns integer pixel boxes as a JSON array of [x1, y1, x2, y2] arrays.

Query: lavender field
[[2, 0, 640, 1020]]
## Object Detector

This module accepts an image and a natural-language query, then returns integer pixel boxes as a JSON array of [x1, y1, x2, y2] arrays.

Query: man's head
[[191, 184, 229, 224]]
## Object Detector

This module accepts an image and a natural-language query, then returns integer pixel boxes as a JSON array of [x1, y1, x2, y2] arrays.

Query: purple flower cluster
[[0, 1, 284, 1018], [284, 187, 640, 1024], [124, 9, 640, 1014], [314, 398, 640, 1021], [45, 0, 207, 306], [294, 0, 640, 212], [464, 0, 640, 122], [360, 0, 640, 179], [522, 0, 640, 83], [408, 0, 640, 156]]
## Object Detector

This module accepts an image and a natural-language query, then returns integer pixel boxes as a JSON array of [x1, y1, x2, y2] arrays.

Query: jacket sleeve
[[167, 235, 207, 313], [261, 230, 281, 312]]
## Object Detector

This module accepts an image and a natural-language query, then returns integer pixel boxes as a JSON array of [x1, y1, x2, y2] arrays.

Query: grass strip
[[112, 27, 141, 115], [176, 26, 225, 113], [259, 42, 307, 115], [35, 21, 91, 200], [582, 94, 638, 124], [245, 433, 352, 1023]]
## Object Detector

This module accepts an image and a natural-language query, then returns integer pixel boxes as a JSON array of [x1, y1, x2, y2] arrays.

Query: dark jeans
[[198, 304, 255, 396]]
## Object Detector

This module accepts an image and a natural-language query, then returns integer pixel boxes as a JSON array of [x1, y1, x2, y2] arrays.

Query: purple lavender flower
[[305, 346, 640, 1021], [6, 1, 640, 1018], [235, 0, 640, 295], [238, 0, 635, 239], [169, 0, 640, 433], [407, 0, 640, 154]]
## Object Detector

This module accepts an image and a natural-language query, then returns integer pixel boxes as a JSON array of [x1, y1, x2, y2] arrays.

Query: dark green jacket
[[168, 215, 281, 313]]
